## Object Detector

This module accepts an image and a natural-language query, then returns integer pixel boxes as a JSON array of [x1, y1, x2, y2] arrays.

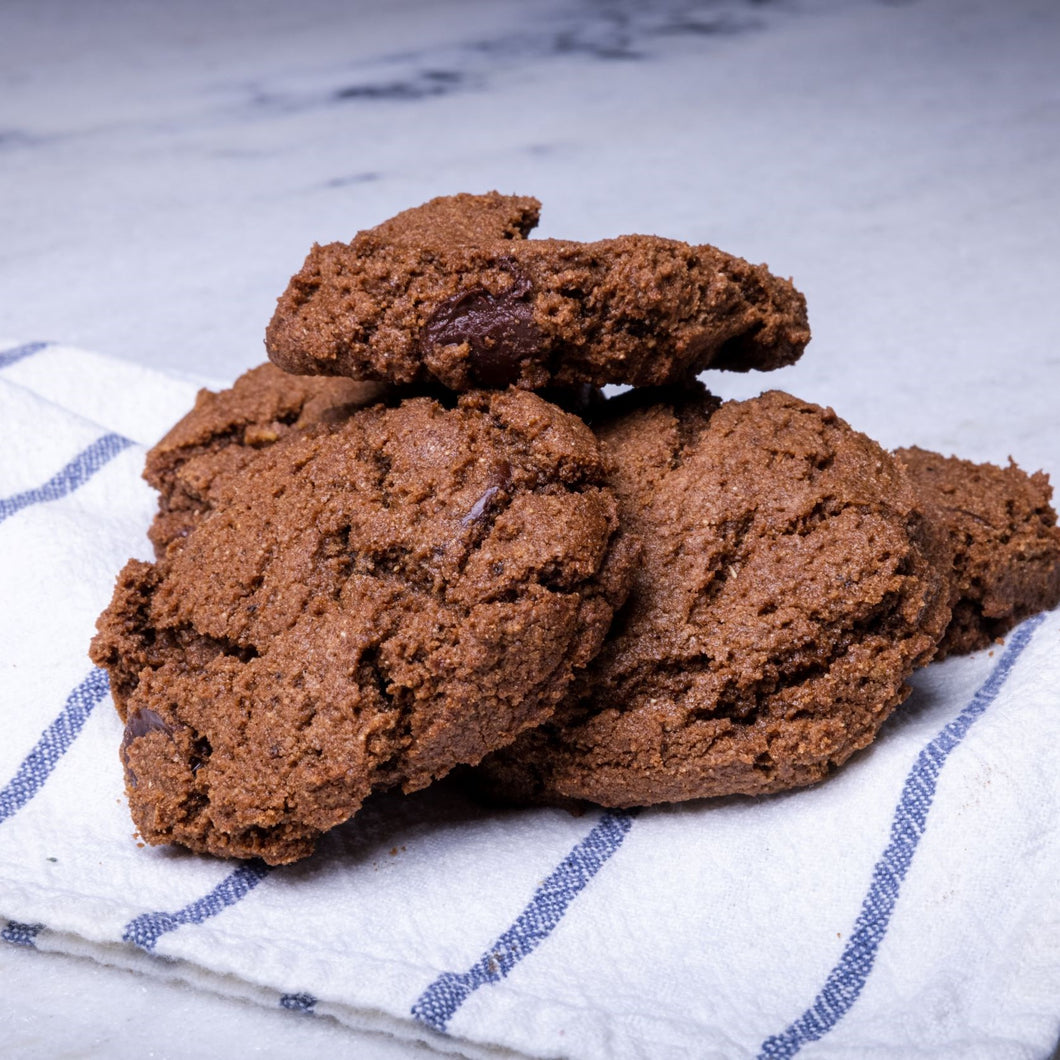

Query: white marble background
[[2, 0, 1058, 1056], [4, 0, 1060, 470]]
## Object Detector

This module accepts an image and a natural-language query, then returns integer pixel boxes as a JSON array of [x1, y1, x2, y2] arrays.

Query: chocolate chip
[[121, 709, 173, 788], [461, 485, 501, 529], [124, 707, 172, 741], [423, 271, 543, 386], [460, 461, 512, 529], [125, 708, 170, 741]]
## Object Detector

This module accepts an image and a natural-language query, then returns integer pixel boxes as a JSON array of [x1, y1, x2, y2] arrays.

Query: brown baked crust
[[473, 389, 952, 808], [265, 192, 810, 390], [91, 388, 637, 863], [145, 362, 388, 554], [897, 446, 1060, 657]]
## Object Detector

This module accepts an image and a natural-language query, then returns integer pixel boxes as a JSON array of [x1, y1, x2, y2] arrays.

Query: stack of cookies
[[91, 194, 1060, 865]]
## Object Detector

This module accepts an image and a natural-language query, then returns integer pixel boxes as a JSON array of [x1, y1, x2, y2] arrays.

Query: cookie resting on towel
[[897, 446, 1060, 658], [265, 192, 810, 390], [144, 362, 388, 554], [472, 388, 953, 808], [91, 388, 637, 863]]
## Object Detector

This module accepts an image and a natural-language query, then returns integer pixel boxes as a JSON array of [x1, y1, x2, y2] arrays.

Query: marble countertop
[[2, 0, 1058, 1056]]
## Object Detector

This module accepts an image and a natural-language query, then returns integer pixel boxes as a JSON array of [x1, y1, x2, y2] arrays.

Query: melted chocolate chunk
[[423, 272, 543, 386]]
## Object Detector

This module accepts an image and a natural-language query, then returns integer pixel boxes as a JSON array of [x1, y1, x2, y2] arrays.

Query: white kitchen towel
[[1, 339, 1057, 1060]]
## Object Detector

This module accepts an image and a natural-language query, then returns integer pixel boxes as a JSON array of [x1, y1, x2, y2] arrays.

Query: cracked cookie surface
[[91, 388, 636, 863], [144, 362, 388, 554], [473, 389, 953, 808], [898, 446, 1060, 657], [265, 192, 810, 390]]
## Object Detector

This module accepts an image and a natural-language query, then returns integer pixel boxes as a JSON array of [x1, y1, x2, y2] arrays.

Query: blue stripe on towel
[[412, 809, 637, 1033], [0, 668, 111, 826], [123, 862, 271, 952], [0, 341, 50, 370], [758, 613, 1044, 1060], [2, 921, 45, 947], [0, 432, 133, 526]]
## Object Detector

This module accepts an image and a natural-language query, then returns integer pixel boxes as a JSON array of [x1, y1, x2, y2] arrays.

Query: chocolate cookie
[[897, 446, 1060, 658], [91, 388, 637, 863], [473, 389, 952, 808], [265, 192, 810, 390], [145, 362, 387, 553]]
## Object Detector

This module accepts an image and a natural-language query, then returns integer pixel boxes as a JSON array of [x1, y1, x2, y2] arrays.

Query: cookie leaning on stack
[[91, 194, 1060, 863]]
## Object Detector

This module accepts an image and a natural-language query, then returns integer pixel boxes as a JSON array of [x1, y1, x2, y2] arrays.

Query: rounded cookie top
[[145, 362, 388, 554], [91, 388, 637, 863], [474, 389, 952, 808], [897, 446, 1060, 657], [265, 192, 810, 391]]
